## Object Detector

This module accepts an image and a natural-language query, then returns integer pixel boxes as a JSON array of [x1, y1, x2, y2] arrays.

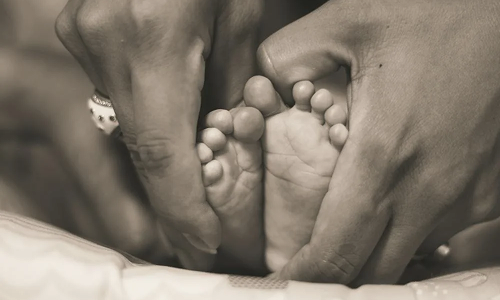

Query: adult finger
[[42, 60, 171, 263], [275, 136, 394, 283], [349, 222, 428, 285], [1, 47, 172, 262], [55, 0, 107, 94], [257, 1, 396, 283], [60, 0, 222, 260], [52, 102, 170, 262], [127, 24, 221, 254]]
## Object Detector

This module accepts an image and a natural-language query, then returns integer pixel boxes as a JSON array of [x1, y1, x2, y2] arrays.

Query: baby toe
[[244, 76, 286, 117], [311, 89, 334, 122], [325, 104, 347, 126], [200, 128, 227, 152], [197, 143, 213, 164], [202, 160, 223, 186], [329, 123, 349, 148], [231, 107, 265, 143], [292, 81, 315, 111]]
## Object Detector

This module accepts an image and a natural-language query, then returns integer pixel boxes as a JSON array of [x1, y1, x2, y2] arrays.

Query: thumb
[[257, 1, 363, 105]]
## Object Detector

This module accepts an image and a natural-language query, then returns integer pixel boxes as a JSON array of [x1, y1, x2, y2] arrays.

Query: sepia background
[[1, 0, 499, 279]]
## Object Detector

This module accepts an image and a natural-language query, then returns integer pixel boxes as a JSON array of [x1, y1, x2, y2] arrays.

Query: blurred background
[[1, 0, 499, 280], [0, 0, 94, 229]]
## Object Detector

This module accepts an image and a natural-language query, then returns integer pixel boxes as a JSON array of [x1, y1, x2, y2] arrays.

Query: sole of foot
[[197, 107, 266, 273], [244, 75, 348, 272]]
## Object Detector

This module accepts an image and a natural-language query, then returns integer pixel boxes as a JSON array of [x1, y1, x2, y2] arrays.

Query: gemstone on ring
[[87, 92, 120, 135], [90, 92, 113, 107]]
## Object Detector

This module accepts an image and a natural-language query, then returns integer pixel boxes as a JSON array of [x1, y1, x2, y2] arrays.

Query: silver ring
[[412, 243, 451, 263], [88, 91, 122, 138]]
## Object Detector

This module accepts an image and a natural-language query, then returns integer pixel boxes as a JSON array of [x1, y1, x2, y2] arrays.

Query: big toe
[[292, 81, 315, 111], [231, 107, 265, 143], [244, 76, 286, 117]]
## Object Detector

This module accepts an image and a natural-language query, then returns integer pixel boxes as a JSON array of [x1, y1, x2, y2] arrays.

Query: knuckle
[[135, 130, 176, 177], [306, 244, 359, 283], [75, 5, 114, 48], [130, 0, 159, 27], [55, 10, 75, 43], [129, 0, 169, 36], [129, 0, 178, 51]]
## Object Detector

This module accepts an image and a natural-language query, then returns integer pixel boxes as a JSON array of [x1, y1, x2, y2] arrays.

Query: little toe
[[325, 104, 347, 126], [202, 160, 223, 186], [244, 76, 287, 117], [292, 81, 315, 111], [197, 143, 213, 164], [311, 89, 334, 123], [329, 123, 349, 149], [231, 107, 265, 143], [206, 109, 233, 135], [200, 128, 227, 152]]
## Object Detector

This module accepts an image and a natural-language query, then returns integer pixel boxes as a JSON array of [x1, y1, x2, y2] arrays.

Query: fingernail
[[182, 233, 217, 255]]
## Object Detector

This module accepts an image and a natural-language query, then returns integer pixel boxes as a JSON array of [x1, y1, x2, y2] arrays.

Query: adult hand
[[0, 47, 170, 263], [258, 0, 500, 285], [55, 0, 263, 269]]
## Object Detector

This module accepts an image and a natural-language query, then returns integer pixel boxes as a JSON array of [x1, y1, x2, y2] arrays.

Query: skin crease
[[55, 0, 265, 271], [259, 0, 500, 286]]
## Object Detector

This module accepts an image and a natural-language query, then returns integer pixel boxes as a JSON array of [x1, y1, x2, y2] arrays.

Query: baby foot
[[197, 107, 266, 273], [244, 76, 348, 272]]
